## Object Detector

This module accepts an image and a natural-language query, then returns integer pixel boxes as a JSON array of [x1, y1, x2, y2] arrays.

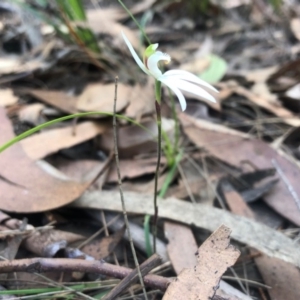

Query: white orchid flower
[[122, 32, 218, 111]]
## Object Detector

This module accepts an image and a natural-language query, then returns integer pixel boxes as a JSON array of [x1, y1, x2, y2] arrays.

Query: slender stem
[[118, 0, 151, 45], [168, 87, 180, 156], [112, 77, 148, 299], [153, 80, 162, 254]]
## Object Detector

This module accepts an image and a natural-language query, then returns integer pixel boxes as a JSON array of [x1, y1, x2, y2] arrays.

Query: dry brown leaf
[[21, 121, 108, 160], [125, 81, 155, 120], [251, 82, 278, 103], [26, 89, 78, 114], [164, 222, 198, 274], [87, 9, 139, 49], [180, 114, 250, 138], [23, 230, 85, 257], [49, 158, 106, 181], [76, 83, 129, 113], [0, 107, 92, 213], [81, 227, 125, 260], [18, 103, 46, 125], [291, 18, 300, 41], [0, 57, 47, 75], [234, 86, 300, 127], [223, 187, 300, 300], [180, 57, 211, 75], [99, 118, 174, 158], [181, 113, 300, 226], [0, 89, 18, 107], [48, 156, 160, 184], [72, 190, 300, 268], [244, 66, 279, 83], [0, 214, 27, 260], [108, 158, 160, 182], [163, 225, 240, 300]]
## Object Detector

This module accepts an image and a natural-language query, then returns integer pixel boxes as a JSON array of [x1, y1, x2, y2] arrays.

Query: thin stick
[[112, 77, 148, 299], [153, 101, 161, 254], [103, 254, 161, 300], [0, 258, 170, 291]]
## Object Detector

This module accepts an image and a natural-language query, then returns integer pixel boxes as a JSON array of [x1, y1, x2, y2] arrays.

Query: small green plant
[[12, 0, 100, 53], [121, 32, 217, 253]]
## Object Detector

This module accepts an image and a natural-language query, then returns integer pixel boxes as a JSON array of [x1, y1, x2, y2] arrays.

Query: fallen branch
[[0, 257, 170, 291], [103, 254, 162, 300]]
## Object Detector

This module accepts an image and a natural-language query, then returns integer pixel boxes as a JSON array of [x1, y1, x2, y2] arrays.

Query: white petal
[[160, 77, 187, 111], [169, 78, 217, 103], [163, 69, 218, 92], [147, 51, 171, 79], [121, 32, 149, 75]]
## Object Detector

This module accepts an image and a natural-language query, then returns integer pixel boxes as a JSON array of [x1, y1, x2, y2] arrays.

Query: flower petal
[[121, 32, 149, 75], [160, 77, 187, 111], [163, 70, 218, 92], [147, 51, 171, 79], [169, 78, 217, 103]]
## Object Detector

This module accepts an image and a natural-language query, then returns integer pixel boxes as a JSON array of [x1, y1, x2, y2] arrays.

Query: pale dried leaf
[[286, 83, 300, 100], [76, 83, 129, 113], [125, 81, 155, 120], [251, 82, 278, 103], [244, 66, 279, 83], [81, 227, 125, 260], [224, 186, 300, 300], [23, 230, 85, 257], [0, 89, 18, 107], [164, 221, 251, 300], [87, 9, 139, 49], [21, 121, 108, 160], [163, 225, 239, 300], [164, 222, 198, 274], [180, 113, 300, 226], [26, 89, 78, 114], [99, 118, 174, 158], [18, 103, 46, 125], [0, 108, 92, 213], [234, 86, 300, 126], [291, 18, 300, 41], [72, 190, 300, 268], [0, 57, 49, 75]]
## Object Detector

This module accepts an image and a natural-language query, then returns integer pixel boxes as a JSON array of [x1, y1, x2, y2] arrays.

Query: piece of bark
[[163, 225, 240, 300], [224, 187, 300, 300], [72, 190, 300, 268]]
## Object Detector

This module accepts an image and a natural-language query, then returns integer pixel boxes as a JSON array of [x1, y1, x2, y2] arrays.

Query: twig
[[103, 254, 162, 300], [0, 258, 170, 291], [153, 98, 162, 254], [112, 77, 148, 299]]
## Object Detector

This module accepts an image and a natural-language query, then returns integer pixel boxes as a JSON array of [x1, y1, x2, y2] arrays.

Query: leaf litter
[[1, 0, 300, 299]]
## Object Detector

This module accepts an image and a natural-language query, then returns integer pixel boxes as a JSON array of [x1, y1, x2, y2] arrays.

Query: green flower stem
[[155, 80, 162, 105], [118, 0, 151, 45], [168, 87, 180, 157], [153, 80, 162, 254]]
